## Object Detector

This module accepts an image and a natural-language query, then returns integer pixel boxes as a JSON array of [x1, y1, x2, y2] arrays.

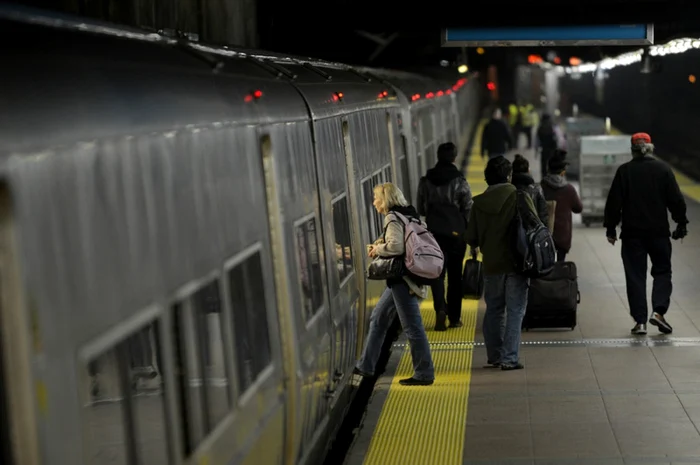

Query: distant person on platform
[[604, 132, 688, 336], [535, 114, 559, 179], [541, 153, 582, 262], [417, 142, 473, 331], [481, 108, 513, 160]]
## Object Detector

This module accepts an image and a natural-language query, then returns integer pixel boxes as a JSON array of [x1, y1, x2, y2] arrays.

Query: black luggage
[[522, 261, 580, 331], [462, 257, 484, 299]]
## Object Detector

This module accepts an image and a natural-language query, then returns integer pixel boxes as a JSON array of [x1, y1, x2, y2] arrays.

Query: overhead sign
[[441, 25, 654, 47]]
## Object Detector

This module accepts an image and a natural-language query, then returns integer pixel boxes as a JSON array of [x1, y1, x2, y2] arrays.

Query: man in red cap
[[604, 132, 688, 335]]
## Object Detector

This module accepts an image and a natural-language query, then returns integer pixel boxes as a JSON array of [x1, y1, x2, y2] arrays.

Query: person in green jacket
[[466, 156, 536, 371]]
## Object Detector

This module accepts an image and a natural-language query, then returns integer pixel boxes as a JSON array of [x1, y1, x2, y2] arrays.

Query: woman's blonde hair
[[373, 182, 408, 211]]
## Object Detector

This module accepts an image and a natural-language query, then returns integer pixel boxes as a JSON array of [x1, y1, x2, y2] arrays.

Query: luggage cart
[[579, 135, 632, 227], [561, 116, 607, 180]]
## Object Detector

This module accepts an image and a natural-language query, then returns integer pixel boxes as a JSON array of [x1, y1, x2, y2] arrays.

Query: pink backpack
[[391, 212, 444, 281]]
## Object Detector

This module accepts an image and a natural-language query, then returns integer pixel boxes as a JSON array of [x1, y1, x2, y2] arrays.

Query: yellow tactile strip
[[362, 120, 488, 465]]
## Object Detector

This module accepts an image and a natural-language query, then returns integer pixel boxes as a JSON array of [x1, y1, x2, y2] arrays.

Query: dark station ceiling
[[258, 0, 700, 70]]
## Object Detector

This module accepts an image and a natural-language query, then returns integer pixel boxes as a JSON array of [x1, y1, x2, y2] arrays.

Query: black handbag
[[367, 256, 404, 280], [462, 256, 484, 299]]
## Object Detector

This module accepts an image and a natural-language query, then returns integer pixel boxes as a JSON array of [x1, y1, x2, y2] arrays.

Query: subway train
[[0, 6, 483, 465]]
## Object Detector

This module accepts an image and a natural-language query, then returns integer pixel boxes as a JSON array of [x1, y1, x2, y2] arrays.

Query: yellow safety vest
[[508, 104, 518, 126], [520, 105, 535, 126]]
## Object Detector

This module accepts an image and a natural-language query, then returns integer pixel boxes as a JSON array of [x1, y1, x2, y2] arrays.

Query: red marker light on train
[[426, 92, 435, 99], [244, 90, 263, 102], [446, 89, 452, 95], [437, 90, 444, 97], [487, 82, 496, 91], [333, 92, 344, 102]]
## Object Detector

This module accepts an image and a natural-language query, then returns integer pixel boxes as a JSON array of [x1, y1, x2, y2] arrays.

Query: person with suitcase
[[466, 156, 537, 370], [604, 133, 688, 335], [417, 142, 473, 331], [541, 154, 583, 262]]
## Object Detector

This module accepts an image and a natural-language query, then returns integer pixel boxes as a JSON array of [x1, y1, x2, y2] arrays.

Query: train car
[[0, 6, 483, 465]]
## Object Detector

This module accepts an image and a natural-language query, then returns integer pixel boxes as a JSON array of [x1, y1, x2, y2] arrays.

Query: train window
[[172, 280, 231, 454], [383, 165, 392, 183], [84, 321, 168, 465], [295, 216, 325, 320], [227, 248, 272, 392], [361, 178, 376, 243], [371, 172, 382, 236], [399, 156, 410, 200], [331, 194, 354, 284]]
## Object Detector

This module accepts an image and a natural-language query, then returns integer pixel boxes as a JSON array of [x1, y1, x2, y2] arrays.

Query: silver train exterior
[[0, 8, 483, 465]]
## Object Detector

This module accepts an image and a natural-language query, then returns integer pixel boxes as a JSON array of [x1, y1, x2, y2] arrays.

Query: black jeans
[[621, 237, 673, 324], [431, 235, 467, 323], [556, 248, 567, 262]]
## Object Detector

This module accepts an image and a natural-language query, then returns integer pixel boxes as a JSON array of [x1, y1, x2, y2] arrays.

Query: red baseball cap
[[631, 132, 651, 144]]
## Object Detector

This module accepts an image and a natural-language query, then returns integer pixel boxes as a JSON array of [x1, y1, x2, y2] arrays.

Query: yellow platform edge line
[[608, 126, 700, 204], [362, 119, 489, 465]]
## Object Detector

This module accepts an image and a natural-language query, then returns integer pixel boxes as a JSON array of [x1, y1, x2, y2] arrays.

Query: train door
[[0, 184, 40, 465]]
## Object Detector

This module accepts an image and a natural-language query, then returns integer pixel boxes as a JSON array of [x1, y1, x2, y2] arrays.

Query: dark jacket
[[603, 155, 688, 239], [541, 174, 583, 252], [417, 161, 473, 239], [511, 172, 549, 225], [481, 118, 513, 156], [466, 183, 536, 275]]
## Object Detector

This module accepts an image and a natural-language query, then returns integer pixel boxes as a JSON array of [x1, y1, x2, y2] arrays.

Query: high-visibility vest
[[508, 104, 518, 126], [520, 105, 535, 126]]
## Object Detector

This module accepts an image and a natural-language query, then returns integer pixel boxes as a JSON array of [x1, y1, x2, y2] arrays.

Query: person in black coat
[[481, 108, 514, 159], [511, 154, 549, 225]]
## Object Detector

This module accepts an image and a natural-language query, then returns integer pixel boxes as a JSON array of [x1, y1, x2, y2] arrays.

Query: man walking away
[[466, 156, 537, 370], [417, 142, 473, 331], [541, 154, 583, 262], [481, 108, 513, 159], [604, 133, 688, 336]]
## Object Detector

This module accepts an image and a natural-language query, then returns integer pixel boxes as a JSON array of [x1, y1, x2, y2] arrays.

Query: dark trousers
[[556, 248, 567, 262], [621, 237, 673, 324], [519, 125, 533, 148], [431, 235, 467, 323]]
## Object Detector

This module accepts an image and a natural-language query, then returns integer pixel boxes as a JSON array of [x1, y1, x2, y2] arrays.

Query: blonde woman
[[354, 183, 435, 386]]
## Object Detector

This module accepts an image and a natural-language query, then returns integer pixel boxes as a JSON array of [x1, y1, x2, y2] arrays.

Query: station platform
[[344, 120, 700, 465]]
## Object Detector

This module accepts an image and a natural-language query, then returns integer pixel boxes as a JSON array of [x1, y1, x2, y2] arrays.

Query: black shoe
[[449, 320, 463, 328], [649, 312, 673, 334], [501, 363, 524, 371], [435, 310, 447, 331], [398, 377, 434, 386], [483, 362, 501, 369]]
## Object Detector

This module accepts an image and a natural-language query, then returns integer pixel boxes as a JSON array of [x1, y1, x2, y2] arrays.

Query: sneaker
[[398, 377, 434, 386], [435, 310, 447, 331], [483, 362, 501, 369], [501, 363, 524, 371], [631, 323, 647, 335], [353, 367, 373, 378], [649, 312, 673, 334]]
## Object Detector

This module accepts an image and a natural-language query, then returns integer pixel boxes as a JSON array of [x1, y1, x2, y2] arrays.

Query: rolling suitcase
[[522, 261, 580, 331]]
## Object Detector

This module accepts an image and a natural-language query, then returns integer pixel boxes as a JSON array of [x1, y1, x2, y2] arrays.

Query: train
[[0, 5, 483, 465]]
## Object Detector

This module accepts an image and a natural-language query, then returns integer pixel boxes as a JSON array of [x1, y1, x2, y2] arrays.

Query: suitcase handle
[[577, 290, 581, 304]]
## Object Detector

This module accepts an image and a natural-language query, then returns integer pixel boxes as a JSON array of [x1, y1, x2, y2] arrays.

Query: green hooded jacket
[[466, 183, 536, 275]]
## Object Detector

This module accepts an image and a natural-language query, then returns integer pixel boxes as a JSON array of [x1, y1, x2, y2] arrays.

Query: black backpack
[[510, 190, 556, 278]]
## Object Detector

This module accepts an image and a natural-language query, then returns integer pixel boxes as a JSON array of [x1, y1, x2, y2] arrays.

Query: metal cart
[[561, 116, 607, 180], [579, 135, 633, 227]]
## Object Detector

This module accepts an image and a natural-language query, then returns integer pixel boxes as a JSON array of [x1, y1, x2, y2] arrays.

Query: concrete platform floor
[[345, 146, 700, 465]]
